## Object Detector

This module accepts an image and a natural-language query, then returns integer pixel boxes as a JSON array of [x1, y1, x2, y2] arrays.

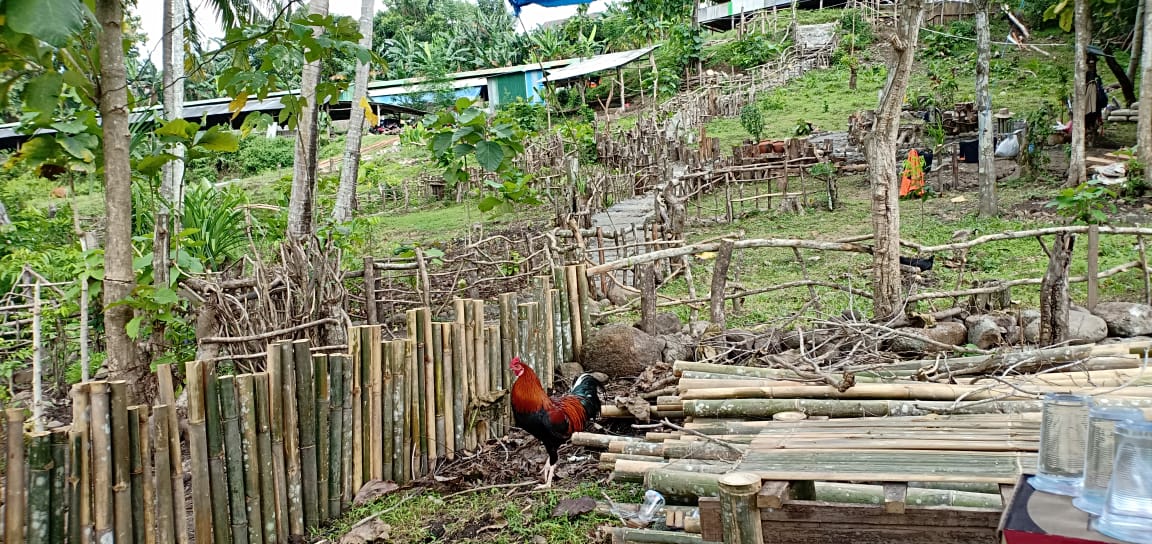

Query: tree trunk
[[975, 1, 996, 217], [332, 0, 374, 224], [1066, 0, 1090, 187], [96, 0, 144, 401], [1129, 2, 1145, 88], [0, 196, 9, 225], [863, 0, 925, 319], [1139, 0, 1152, 190], [151, 0, 186, 363], [1039, 234, 1074, 346], [287, 0, 330, 239]]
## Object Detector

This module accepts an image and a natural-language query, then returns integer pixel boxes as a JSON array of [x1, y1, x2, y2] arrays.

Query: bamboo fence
[[0, 265, 587, 542]]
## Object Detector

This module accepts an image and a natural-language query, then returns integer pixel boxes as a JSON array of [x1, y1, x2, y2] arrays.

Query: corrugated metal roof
[[542, 45, 661, 83], [366, 78, 488, 98]]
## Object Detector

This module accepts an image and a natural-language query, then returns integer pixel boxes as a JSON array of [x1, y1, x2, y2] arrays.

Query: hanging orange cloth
[[900, 149, 926, 198]]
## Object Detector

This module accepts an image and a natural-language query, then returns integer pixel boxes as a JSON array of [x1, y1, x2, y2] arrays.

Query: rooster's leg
[[535, 460, 554, 489]]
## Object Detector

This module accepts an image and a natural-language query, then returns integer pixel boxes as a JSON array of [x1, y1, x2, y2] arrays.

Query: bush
[[712, 33, 788, 70], [501, 99, 547, 134], [739, 103, 765, 142], [235, 136, 296, 175]]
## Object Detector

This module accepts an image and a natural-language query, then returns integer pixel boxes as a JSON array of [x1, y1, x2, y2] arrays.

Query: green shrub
[[501, 99, 547, 134], [739, 103, 765, 142], [713, 33, 788, 70], [235, 136, 295, 175]]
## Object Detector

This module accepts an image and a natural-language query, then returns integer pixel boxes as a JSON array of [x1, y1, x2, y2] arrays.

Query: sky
[[133, 0, 615, 64]]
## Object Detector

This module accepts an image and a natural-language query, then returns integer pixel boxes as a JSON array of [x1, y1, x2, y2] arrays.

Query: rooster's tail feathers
[[569, 373, 603, 419]]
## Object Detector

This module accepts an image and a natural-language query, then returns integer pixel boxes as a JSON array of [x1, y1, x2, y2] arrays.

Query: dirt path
[[318, 135, 400, 174]]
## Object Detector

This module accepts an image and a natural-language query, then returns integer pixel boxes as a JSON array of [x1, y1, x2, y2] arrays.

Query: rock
[[552, 497, 597, 518], [1092, 302, 1152, 337], [662, 334, 692, 364], [781, 330, 832, 350], [1068, 310, 1109, 344], [606, 284, 639, 306], [11, 368, 32, 385], [1022, 310, 1041, 344], [353, 480, 400, 506], [557, 362, 585, 380], [583, 323, 666, 377], [341, 518, 392, 543], [687, 321, 713, 339], [636, 312, 683, 336], [965, 314, 1017, 349], [890, 322, 968, 353]]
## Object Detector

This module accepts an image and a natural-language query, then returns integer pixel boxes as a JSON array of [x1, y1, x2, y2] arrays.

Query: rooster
[[509, 356, 603, 488]]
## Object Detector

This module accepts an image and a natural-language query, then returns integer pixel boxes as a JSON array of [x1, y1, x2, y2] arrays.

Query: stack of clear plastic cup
[[1028, 393, 1091, 496], [1072, 405, 1144, 515], [1093, 420, 1152, 544]]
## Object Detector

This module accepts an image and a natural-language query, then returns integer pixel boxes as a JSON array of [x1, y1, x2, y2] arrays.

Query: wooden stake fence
[[1, 265, 588, 542]]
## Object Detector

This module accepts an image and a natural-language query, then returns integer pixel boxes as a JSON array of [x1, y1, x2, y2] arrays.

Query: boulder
[[965, 314, 1011, 349], [635, 312, 683, 336], [662, 333, 693, 364], [1021, 310, 1041, 344], [606, 284, 639, 306], [1092, 302, 1152, 337], [582, 323, 666, 377], [557, 362, 585, 381], [1068, 310, 1109, 344], [687, 320, 719, 340], [890, 322, 968, 353]]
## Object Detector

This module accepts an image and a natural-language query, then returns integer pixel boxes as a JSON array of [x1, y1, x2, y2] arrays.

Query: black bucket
[[958, 140, 979, 163]]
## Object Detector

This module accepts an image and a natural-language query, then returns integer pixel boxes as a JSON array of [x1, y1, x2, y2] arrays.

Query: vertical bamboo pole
[[379, 341, 393, 478], [565, 266, 584, 361], [157, 365, 189, 544], [550, 289, 563, 376], [218, 376, 250, 544], [153, 405, 177, 544], [498, 293, 517, 367], [184, 363, 214, 544], [293, 339, 319, 530], [4, 409, 26, 544], [518, 303, 533, 377], [405, 338, 418, 480], [68, 426, 85, 544], [315, 354, 331, 523], [50, 429, 68, 544], [138, 406, 157, 544], [253, 374, 277, 543], [235, 375, 264, 544], [90, 381, 114, 543], [267, 343, 288, 543], [69, 383, 92, 544], [553, 268, 571, 364], [405, 310, 424, 476], [393, 341, 408, 483], [541, 282, 556, 388], [440, 325, 456, 459], [327, 355, 345, 517], [204, 363, 231, 544], [348, 325, 364, 495], [576, 264, 592, 352], [431, 323, 447, 460], [282, 341, 304, 538], [487, 327, 504, 436], [109, 381, 133, 543], [26, 431, 51, 544], [340, 351, 354, 510], [357, 328, 371, 489], [452, 322, 472, 452], [419, 308, 437, 470], [364, 326, 383, 482], [468, 300, 488, 442], [128, 408, 146, 544], [718, 472, 764, 544]]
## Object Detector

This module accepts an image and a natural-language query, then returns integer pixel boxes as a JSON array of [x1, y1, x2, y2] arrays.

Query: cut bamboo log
[[284, 340, 305, 537], [203, 363, 231, 544], [157, 365, 189, 544], [26, 431, 51, 544], [408, 310, 427, 476], [185, 363, 215, 544], [470, 299, 488, 443], [363, 327, 383, 483], [611, 528, 704, 543], [565, 266, 583, 360], [328, 355, 345, 517], [254, 374, 278, 542], [397, 340, 412, 482], [126, 409, 147, 544], [679, 383, 1152, 401], [218, 376, 251, 544], [500, 292, 518, 371], [452, 322, 472, 453], [719, 472, 763, 544], [439, 325, 456, 459], [90, 381, 114, 543], [293, 338, 320, 529], [236, 376, 265, 544], [110, 382, 133, 543], [153, 404, 177, 544], [358, 329, 372, 489], [349, 326, 364, 494], [340, 350, 354, 510], [268, 342, 289, 542], [488, 326, 504, 437], [420, 308, 437, 471], [384, 342, 401, 483], [683, 398, 1044, 418], [550, 288, 563, 377], [68, 383, 92, 544], [50, 429, 68, 544], [432, 322, 447, 460], [316, 354, 331, 523]]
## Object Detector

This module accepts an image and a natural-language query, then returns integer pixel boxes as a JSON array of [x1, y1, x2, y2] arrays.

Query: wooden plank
[[758, 523, 996, 544], [760, 501, 1001, 527], [739, 450, 1033, 484], [883, 483, 908, 514], [698, 497, 723, 543], [756, 481, 791, 509], [999, 484, 1015, 508]]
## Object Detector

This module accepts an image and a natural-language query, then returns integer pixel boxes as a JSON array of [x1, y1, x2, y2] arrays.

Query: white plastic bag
[[995, 132, 1020, 158]]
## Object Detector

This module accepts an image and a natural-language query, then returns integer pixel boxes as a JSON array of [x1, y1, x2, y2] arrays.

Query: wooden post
[[718, 472, 764, 544], [640, 264, 657, 335], [576, 264, 592, 353], [1087, 225, 1100, 310], [5, 408, 26, 544], [185, 363, 215, 544], [363, 257, 378, 324], [710, 240, 736, 325]]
